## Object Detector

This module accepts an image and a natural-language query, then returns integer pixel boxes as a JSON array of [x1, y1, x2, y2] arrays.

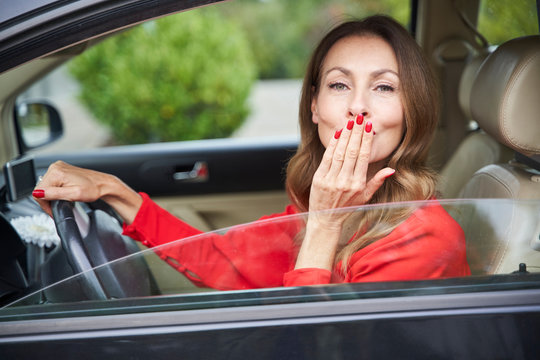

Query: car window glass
[[477, 0, 538, 46], [4, 199, 539, 317], [17, 0, 411, 155]]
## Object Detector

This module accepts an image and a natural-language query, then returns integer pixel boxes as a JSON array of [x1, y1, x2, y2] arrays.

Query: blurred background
[[19, 0, 538, 153]]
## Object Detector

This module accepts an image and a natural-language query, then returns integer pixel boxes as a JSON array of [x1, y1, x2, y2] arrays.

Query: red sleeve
[[283, 268, 332, 287], [122, 193, 202, 247], [345, 203, 471, 283], [123, 193, 303, 290]]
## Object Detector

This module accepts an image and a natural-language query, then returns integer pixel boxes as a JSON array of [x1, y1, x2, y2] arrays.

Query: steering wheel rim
[[51, 200, 107, 300], [51, 200, 154, 301]]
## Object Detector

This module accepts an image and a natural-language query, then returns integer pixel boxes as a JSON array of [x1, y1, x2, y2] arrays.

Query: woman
[[33, 16, 470, 290]]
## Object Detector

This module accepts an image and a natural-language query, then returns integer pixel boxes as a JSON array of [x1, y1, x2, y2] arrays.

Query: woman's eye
[[375, 84, 395, 92], [329, 82, 348, 91]]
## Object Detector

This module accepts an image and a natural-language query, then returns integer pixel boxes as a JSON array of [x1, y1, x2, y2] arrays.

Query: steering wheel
[[51, 200, 154, 300]]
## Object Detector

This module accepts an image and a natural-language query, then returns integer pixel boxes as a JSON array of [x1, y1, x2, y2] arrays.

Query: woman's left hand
[[308, 114, 395, 228], [294, 114, 395, 271]]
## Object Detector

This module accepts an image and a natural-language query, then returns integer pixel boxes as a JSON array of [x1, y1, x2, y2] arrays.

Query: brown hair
[[285, 15, 439, 273]]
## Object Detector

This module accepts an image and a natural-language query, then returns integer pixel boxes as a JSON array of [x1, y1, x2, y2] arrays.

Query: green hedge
[[217, 0, 411, 79], [70, 9, 256, 144], [478, 0, 538, 46]]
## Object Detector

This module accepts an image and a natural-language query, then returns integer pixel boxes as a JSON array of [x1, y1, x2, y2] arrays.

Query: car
[[1, 0, 540, 358]]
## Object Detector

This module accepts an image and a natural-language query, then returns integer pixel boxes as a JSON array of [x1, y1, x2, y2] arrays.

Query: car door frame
[[1, 275, 540, 358]]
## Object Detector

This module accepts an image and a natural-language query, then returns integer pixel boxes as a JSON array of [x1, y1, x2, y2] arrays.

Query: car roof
[[0, 0, 224, 74], [0, 0, 59, 24]]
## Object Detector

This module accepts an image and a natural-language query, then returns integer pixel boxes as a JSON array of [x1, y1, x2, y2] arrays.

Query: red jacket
[[123, 193, 470, 290]]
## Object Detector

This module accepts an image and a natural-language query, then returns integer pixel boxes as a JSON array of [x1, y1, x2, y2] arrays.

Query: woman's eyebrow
[[324, 67, 398, 78], [371, 68, 399, 78], [325, 66, 352, 77]]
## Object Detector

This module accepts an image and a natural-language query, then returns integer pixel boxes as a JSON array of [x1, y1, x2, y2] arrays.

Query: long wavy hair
[[285, 15, 439, 274]]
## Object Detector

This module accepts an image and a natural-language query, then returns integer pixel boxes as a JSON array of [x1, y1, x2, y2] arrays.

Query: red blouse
[[123, 193, 470, 290]]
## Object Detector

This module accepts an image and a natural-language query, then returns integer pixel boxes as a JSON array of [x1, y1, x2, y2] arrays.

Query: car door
[[2, 199, 540, 359], [2, 277, 540, 359]]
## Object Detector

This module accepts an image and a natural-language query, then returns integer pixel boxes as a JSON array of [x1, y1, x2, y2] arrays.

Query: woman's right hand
[[33, 161, 142, 224]]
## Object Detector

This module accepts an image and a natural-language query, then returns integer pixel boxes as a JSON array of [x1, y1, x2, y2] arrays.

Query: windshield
[[3, 198, 539, 314]]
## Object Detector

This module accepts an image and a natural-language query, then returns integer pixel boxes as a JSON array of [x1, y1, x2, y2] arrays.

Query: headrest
[[471, 35, 540, 156]]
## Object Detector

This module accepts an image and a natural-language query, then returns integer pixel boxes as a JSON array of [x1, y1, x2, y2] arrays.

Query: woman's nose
[[348, 110, 369, 120], [348, 90, 369, 118]]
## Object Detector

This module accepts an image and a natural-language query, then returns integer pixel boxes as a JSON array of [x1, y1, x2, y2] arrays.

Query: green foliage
[[216, 0, 411, 79], [70, 9, 256, 144], [478, 0, 538, 45], [70, 0, 412, 144]]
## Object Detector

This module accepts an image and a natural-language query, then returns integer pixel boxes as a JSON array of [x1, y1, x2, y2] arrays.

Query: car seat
[[452, 35, 540, 275], [438, 51, 514, 198]]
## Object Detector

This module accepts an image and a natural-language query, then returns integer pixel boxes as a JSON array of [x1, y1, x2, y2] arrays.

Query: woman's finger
[[363, 166, 396, 200], [339, 114, 365, 176], [327, 119, 354, 177], [36, 185, 88, 203], [353, 120, 374, 178], [316, 127, 341, 175]]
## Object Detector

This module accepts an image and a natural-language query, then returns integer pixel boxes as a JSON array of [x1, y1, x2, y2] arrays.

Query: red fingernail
[[385, 170, 396, 178], [32, 189, 45, 198], [334, 129, 343, 139], [365, 122, 372, 133], [356, 114, 364, 125], [347, 120, 354, 130]]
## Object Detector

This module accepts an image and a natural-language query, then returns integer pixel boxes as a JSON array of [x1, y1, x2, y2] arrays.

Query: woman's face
[[311, 35, 404, 168]]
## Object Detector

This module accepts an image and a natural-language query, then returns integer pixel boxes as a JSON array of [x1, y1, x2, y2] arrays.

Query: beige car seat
[[453, 35, 540, 275], [438, 51, 514, 198]]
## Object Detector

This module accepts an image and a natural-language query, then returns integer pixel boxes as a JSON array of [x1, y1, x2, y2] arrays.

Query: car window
[[477, 0, 538, 46], [16, 0, 411, 155], [3, 199, 539, 318]]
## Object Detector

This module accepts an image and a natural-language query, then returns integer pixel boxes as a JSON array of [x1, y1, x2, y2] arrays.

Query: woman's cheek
[[318, 123, 334, 148], [372, 127, 403, 162]]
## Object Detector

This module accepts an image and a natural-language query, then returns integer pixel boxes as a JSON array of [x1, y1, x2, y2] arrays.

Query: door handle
[[173, 161, 209, 182]]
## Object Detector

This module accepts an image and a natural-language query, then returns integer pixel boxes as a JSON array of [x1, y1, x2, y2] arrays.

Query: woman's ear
[[311, 96, 319, 124]]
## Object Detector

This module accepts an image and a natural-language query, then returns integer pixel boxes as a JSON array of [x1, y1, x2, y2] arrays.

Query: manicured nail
[[385, 170, 396, 178], [365, 122, 372, 133], [356, 113, 364, 125], [334, 129, 343, 139], [347, 120, 354, 130], [32, 189, 45, 198]]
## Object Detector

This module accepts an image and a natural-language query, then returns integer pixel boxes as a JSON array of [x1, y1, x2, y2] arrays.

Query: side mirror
[[14, 101, 63, 152]]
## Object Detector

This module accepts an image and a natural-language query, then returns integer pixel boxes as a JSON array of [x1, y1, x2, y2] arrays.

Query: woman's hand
[[294, 114, 394, 271], [308, 114, 395, 227], [33, 161, 142, 224]]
